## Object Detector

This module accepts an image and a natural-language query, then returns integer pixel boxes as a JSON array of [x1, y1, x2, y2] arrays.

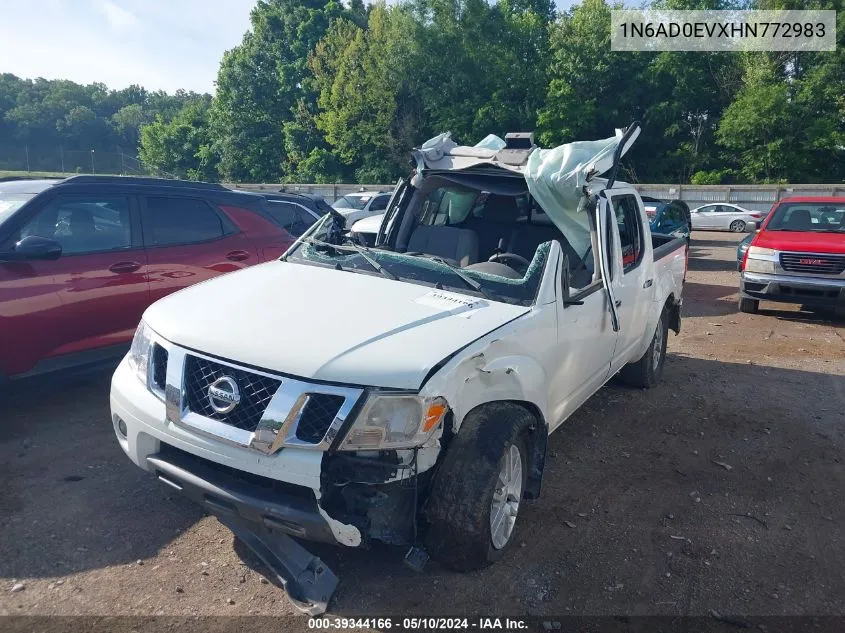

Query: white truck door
[[547, 250, 618, 431], [606, 190, 653, 371]]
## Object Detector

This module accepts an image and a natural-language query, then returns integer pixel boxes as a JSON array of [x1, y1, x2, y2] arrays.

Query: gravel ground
[[1, 231, 843, 619]]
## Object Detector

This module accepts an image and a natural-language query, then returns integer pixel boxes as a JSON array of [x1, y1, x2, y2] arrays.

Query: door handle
[[225, 250, 250, 262], [643, 279, 653, 288], [109, 261, 141, 274], [615, 299, 622, 307]]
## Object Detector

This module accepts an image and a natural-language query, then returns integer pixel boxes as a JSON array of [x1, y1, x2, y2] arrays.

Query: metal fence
[[234, 182, 395, 201], [633, 184, 845, 213], [0, 147, 162, 177], [236, 182, 845, 211]]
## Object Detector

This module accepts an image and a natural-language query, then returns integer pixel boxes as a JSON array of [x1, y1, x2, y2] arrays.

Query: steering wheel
[[488, 252, 531, 270]]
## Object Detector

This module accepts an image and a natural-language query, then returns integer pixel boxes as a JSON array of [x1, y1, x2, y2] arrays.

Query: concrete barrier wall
[[232, 182, 845, 213]]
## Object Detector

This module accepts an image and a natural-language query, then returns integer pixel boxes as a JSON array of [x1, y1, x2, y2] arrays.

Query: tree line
[[0, 73, 208, 174], [2, 0, 843, 184]]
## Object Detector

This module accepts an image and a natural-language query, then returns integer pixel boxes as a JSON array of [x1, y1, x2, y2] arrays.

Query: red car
[[739, 196, 845, 314], [0, 176, 312, 381]]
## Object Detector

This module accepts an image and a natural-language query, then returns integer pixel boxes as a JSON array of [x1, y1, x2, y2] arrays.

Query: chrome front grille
[[153, 341, 365, 454], [151, 344, 168, 393], [184, 355, 281, 432], [780, 252, 845, 275], [295, 394, 346, 443]]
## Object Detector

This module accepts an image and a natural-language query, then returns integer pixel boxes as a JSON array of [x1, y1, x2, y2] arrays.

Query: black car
[[237, 190, 332, 238]]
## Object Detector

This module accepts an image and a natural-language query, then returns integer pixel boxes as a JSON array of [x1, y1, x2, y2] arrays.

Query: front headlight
[[339, 394, 449, 450], [744, 246, 777, 274], [127, 320, 152, 386], [744, 258, 775, 274]]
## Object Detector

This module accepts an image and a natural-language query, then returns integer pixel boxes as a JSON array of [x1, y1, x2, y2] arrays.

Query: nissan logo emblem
[[207, 376, 241, 414]]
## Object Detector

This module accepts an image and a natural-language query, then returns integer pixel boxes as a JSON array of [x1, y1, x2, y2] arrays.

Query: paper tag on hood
[[415, 290, 482, 312]]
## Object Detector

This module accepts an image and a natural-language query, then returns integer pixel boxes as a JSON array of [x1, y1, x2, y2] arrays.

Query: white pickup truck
[[110, 124, 687, 614]]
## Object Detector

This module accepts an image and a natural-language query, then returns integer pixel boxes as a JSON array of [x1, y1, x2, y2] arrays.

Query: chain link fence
[[0, 147, 165, 177]]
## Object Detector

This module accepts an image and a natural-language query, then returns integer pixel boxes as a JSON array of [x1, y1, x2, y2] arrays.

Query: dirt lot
[[1, 231, 844, 619]]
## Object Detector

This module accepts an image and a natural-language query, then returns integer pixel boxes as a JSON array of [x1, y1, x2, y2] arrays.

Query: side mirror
[[2, 235, 63, 261], [561, 254, 583, 307]]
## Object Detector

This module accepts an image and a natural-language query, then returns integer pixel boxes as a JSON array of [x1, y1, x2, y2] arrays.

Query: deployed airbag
[[523, 133, 623, 256]]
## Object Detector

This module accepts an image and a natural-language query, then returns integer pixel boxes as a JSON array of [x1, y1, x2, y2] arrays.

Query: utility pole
[[25, 145, 30, 172], [60, 146, 65, 173], [91, 149, 95, 174]]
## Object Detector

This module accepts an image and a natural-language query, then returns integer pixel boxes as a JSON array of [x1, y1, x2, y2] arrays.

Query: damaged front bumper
[[110, 356, 434, 614], [148, 443, 339, 614], [143, 444, 428, 614]]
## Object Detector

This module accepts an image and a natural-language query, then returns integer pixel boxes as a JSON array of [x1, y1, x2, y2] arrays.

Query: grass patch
[[0, 170, 76, 180]]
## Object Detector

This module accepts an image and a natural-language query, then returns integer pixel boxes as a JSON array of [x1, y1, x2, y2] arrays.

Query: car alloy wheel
[[490, 444, 523, 550]]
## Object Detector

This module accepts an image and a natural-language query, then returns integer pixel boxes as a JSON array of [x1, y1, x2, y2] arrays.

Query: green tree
[[210, 0, 346, 182], [139, 96, 218, 181], [0, 73, 210, 172], [538, 0, 650, 149], [111, 104, 152, 150], [311, 5, 423, 182], [717, 59, 796, 182], [715, 0, 844, 183]]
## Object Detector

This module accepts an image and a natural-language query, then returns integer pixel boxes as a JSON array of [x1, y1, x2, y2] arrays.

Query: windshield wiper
[[407, 253, 497, 301], [302, 237, 399, 281]]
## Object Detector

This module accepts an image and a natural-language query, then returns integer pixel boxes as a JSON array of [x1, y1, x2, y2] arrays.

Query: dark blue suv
[[643, 197, 691, 240]]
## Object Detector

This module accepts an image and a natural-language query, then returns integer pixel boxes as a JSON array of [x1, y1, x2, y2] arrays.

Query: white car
[[690, 203, 764, 232], [332, 191, 391, 225], [110, 125, 687, 614], [349, 212, 384, 246]]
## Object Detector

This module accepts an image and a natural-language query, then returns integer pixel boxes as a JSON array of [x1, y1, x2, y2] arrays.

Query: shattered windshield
[[285, 183, 554, 307]]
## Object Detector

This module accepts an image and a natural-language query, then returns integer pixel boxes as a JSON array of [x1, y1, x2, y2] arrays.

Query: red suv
[[739, 196, 845, 314], [0, 176, 318, 381]]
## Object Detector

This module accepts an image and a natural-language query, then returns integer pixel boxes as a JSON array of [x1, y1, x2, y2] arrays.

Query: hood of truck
[[755, 230, 845, 255], [143, 260, 529, 390]]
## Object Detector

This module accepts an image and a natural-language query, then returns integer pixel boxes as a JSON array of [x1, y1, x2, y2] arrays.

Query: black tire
[[730, 220, 746, 233], [619, 307, 669, 388], [424, 402, 533, 572], [739, 297, 759, 314]]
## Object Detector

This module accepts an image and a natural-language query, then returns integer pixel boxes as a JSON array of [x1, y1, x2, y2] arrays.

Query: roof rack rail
[[61, 175, 229, 191]]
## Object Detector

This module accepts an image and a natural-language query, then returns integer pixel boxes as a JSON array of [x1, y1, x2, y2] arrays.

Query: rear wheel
[[730, 220, 746, 232], [619, 307, 669, 388], [425, 403, 532, 571], [739, 297, 759, 314]]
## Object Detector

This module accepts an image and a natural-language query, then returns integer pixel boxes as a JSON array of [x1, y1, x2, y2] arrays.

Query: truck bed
[[652, 232, 688, 262]]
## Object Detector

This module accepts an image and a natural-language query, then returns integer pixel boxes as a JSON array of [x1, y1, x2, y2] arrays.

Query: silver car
[[690, 203, 763, 232], [332, 191, 392, 225]]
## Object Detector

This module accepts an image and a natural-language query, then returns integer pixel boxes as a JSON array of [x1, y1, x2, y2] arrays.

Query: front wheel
[[619, 307, 669, 388], [730, 220, 746, 232], [425, 403, 533, 571]]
